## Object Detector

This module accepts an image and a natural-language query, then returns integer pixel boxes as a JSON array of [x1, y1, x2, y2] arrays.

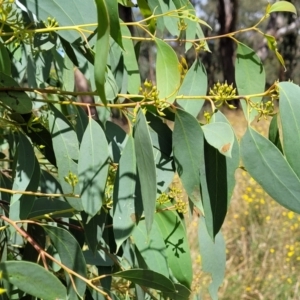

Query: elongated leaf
[[268, 1, 297, 14], [155, 207, 193, 288], [105, 0, 123, 48], [113, 269, 176, 293], [177, 59, 207, 118], [147, 112, 175, 195], [95, 0, 110, 106], [113, 136, 137, 251], [0, 43, 11, 75], [137, 0, 156, 34], [202, 122, 234, 158], [0, 261, 67, 299], [213, 111, 239, 204], [134, 109, 157, 233], [132, 220, 169, 277], [268, 114, 282, 153], [0, 72, 32, 113], [43, 225, 87, 299], [198, 217, 226, 300], [235, 43, 265, 122], [121, 24, 141, 94], [22, 0, 97, 43], [173, 109, 203, 211], [278, 82, 300, 177], [75, 105, 89, 144], [11, 133, 35, 204], [241, 127, 300, 213], [155, 38, 181, 103], [48, 104, 82, 210], [28, 197, 73, 219], [78, 118, 109, 218], [157, 0, 179, 36], [163, 283, 191, 300]]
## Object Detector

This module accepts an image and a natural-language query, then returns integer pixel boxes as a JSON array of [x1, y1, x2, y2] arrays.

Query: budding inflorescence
[[139, 79, 170, 116], [209, 81, 237, 109]]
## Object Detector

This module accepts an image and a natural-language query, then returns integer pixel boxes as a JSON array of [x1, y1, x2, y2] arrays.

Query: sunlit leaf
[[22, 0, 97, 43], [173, 109, 203, 211], [132, 219, 169, 277], [78, 118, 109, 218], [0, 261, 67, 299], [198, 217, 226, 300], [177, 59, 207, 118], [278, 82, 300, 178], [94, 0, 110, 106], [48, 104, 82, 211], [235, 43, 265, 122], [113, 135, 137, 251], [43, 225, 87, 299], [134, 109, 157, 233], [155, 38, 181, 103], [121, 24, 141, 94], [105, 0, 123, 48], [268, 1, 297, 14], [241, 127, 300, 213], [155, 206, 193, 288], [202, 122, 234, 158]]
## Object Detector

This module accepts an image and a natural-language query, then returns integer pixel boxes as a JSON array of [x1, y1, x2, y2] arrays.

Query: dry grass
[[189, 109, 300, 300]]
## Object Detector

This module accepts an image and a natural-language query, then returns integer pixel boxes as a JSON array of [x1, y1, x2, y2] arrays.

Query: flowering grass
[[190, 109, 300, 299]]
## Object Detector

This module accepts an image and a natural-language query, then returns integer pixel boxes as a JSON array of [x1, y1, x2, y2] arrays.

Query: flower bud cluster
[[209, 81, 237, 109]]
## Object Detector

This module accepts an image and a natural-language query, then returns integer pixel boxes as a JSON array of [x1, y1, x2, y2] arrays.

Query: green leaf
[[173, 109, 203, 211], [132, 220, 169, 277], [134, 110, 157, 233], [157, 0, 180, 37], [95, 0, 110, 106], [235, 42, 266, 122], [0, 261, 67, 299], [146, 112, 174, 195], [268, 114, 282, 153], [213, 111, 240, 204], [62, 54, 74, 92], [268, 1, 297, 14], [43, 225, 87, 299], [11, 133, 35, 204], [278, 82, 300, 178], [0, 72, 32, 113], [163, 283, 191, 300], [24, 0, 97, 43], [155, 207, 193, 288], [121, 24, 141, 94], [78, 118, 109, 218], [28, 197, 73, 219], [74, 105, 89, 144], [48, 104, 82, 211], [202, 122, 234, 158], [105, 0, 123, 48], [155, 38, 181, 103], [113, 135, 137, 251], [198, 217, 226, 300], [241, 127, 300, 213], [177, 59, 207, 118], [137, 0, 156, 34], [0, 43, 11, 76], [113, 269, 176, 293]]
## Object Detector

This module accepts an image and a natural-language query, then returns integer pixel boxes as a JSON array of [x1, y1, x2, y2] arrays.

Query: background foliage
[[0, 0, 299, 299]]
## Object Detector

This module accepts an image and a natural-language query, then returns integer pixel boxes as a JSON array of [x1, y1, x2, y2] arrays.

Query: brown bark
[[218, 0, 238, 86]]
